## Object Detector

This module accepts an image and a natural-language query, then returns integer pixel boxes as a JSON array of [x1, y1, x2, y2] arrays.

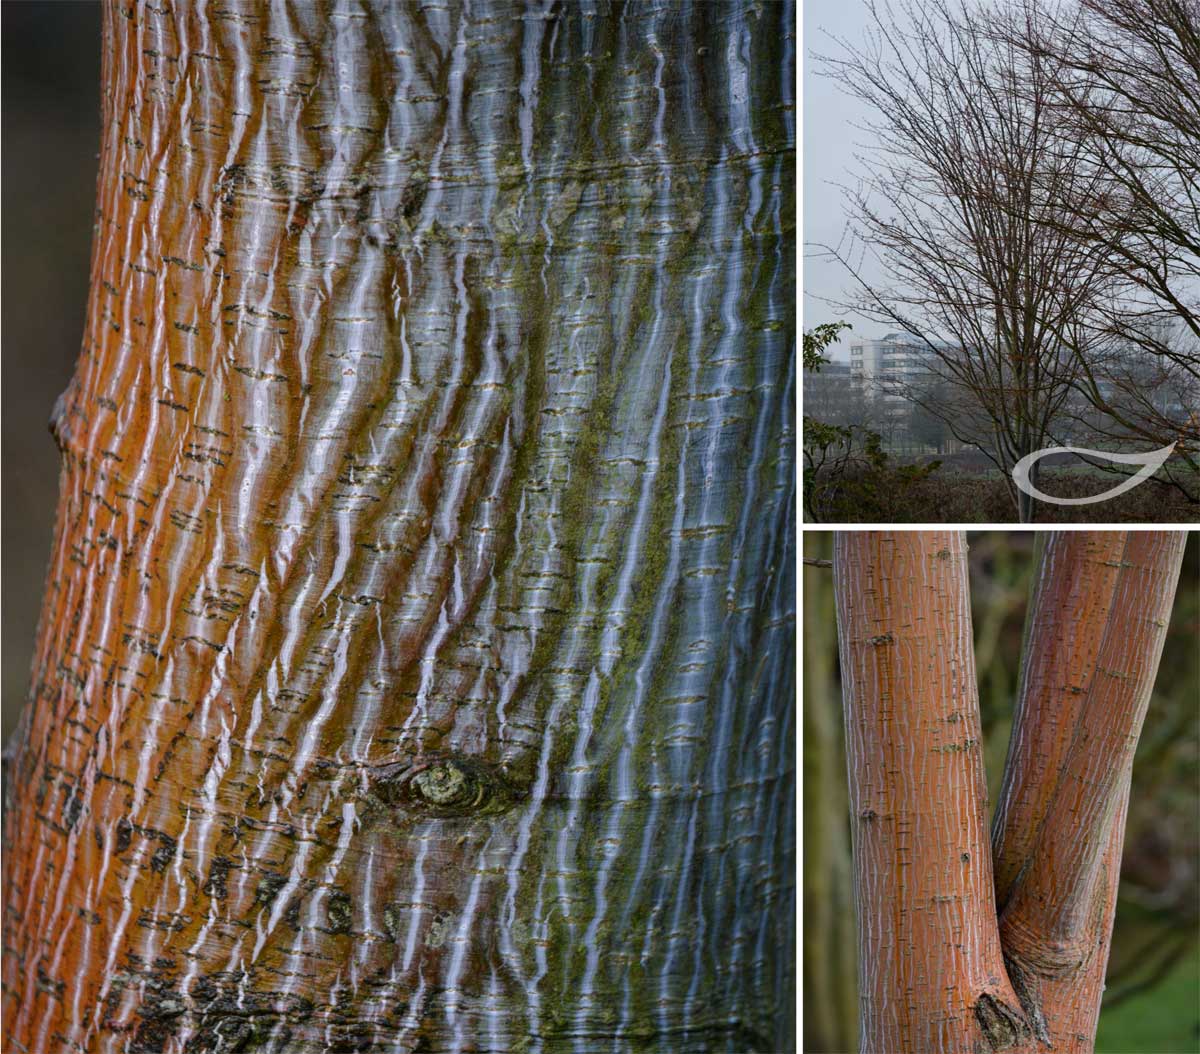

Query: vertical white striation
[[2, 2, 795, 1053]]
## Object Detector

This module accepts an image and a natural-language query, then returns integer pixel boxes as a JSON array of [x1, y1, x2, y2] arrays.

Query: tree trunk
[[1016, 460, 1037, 524], [833, 530, 1185, 1054], [835, 531, 1028, 1053], [1, 3, 796, 1053], [991, 530, 1184, 1051]]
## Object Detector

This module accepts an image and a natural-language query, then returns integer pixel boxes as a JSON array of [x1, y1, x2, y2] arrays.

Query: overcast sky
[[802, 0, 892, 360]]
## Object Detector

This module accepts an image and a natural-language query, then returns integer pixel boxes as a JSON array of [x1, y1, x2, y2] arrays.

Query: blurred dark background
[[2, 2, 102, 742], [803, 532, 1200, 1053]]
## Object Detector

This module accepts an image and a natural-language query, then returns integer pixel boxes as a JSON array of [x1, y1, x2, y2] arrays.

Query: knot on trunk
[[48, 383, 77, 455], [413, 761, 474, 806], [368, 754, 526, 818]]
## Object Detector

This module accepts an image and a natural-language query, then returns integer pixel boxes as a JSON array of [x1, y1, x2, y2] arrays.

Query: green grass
[[1095, 940, 1200, 1054]]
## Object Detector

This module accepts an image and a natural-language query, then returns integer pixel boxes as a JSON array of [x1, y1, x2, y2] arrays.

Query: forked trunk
[[1, 3, 796, 1052], [834, 530, 1184, 1053]]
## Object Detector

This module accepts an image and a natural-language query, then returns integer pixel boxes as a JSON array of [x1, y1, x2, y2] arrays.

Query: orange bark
[[992, 531, 1186, 1051], [834, 530, 1187, 1054], [834, 532, 1026, 1053]]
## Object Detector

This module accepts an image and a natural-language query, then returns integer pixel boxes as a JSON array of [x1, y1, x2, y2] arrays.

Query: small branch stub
[[369, 755, 524, 818], [413, 761, 473, 807]]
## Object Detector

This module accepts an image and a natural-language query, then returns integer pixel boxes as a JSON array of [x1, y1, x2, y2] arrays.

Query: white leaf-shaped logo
[[1012, 443, 1176, 506]]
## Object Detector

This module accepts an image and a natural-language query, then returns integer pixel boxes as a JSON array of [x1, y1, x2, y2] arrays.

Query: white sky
[[802, 0, 893, 360]]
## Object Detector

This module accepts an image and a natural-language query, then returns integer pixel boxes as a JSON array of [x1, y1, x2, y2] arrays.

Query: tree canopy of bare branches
[[813, 0, 1200, 517], [817, 0, 1118, 520], [1011, 0, 1200, 497]]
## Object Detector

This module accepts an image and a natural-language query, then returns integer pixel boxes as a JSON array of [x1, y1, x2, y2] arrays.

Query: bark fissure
[[973, 991, 1032, 1052]]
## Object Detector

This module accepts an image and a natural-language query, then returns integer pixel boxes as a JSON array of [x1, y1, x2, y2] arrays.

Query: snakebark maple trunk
[[833, 530, 1185, 1054], [1, 3, 796, 1052]]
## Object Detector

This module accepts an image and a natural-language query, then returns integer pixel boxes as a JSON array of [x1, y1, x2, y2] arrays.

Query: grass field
[[1096, 940, 1200, 1054], [808, 462, 1200, 522]]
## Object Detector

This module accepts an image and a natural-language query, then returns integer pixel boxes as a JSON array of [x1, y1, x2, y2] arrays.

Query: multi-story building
[[848, 332, 937, 403], [847, 332, 963, 453]]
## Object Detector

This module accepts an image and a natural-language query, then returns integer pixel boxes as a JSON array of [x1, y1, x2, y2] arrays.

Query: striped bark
[[0, 3, 796, 1053], [833, 530, 1185, 1054]]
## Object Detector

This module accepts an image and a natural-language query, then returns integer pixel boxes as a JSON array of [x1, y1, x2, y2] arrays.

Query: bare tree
[[817, 0, 1116, 520], [1010, 0, 1200, 498]]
